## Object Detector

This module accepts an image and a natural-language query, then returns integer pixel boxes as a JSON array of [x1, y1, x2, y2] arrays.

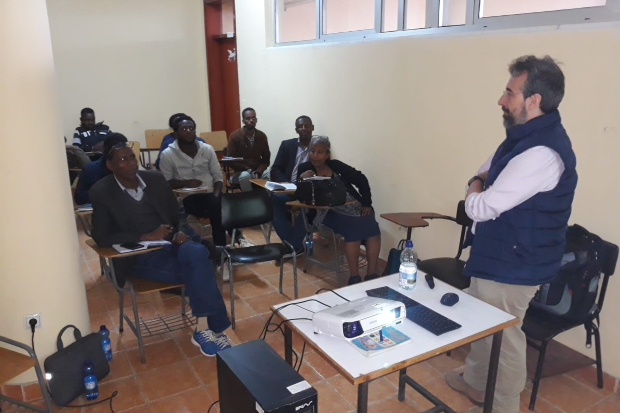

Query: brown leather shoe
[[445, 369, 485, 406]]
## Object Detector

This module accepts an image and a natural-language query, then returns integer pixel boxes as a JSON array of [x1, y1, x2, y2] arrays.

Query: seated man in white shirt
[[160, 116, 247, 247]]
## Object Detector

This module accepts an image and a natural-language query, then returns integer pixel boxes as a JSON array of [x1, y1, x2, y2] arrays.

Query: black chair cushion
[[522, 307, 582, 342], [417, 258, 471, 290], [226, 243, 290, 264]]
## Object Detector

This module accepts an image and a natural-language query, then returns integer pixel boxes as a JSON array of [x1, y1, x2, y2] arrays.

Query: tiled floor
[[3, 224, 619, 413]]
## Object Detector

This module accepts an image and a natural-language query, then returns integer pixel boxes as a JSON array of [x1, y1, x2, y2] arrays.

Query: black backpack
[[530, 224, 606, 325]]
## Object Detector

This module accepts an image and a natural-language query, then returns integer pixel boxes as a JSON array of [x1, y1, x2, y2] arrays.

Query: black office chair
[[220, 190, 298, 328], [416, 201, 473, 290], [523, 233, 618, 411]]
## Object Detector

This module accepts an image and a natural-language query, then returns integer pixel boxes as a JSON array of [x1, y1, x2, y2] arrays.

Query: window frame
[[273, 0, 620, 46]]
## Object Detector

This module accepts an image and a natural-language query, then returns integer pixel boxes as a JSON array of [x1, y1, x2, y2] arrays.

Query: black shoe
[[347, 276, 362, 285], [364, 273, 379, 281]]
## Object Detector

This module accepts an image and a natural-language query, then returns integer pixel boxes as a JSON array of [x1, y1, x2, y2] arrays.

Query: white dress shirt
[[115, 174, 147, 201], [159, 140, 223, 187], [466, 146, 565, 233]]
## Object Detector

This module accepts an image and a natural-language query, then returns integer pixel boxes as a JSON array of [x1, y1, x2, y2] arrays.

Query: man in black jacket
[[269, 116, 314, 251], [72, 108, 112, 153], [90, 143, 232, 357]]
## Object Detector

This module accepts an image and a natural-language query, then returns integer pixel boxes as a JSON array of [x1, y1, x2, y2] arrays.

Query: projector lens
[[343, 321, 363, 338], [393, 307, 401, 319]]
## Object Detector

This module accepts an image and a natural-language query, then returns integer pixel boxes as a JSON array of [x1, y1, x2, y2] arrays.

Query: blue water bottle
[[83, 360, 99, 401], [98, 325, 113, 361], [305, 233, 313, 256]]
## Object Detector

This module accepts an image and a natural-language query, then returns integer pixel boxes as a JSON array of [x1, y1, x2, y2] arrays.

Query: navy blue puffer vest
[[463, 110, 578, 286]]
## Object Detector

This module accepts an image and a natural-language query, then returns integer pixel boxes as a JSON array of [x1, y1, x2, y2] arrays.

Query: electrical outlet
[[24, 313, 42, 329]]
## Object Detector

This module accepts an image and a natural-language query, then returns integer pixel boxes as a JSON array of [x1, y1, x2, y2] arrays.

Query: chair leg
[[279, 260, 284, 295], [228, 259, 235, 330], [118, 291, 125, 333], [593, 327, 604, 389], [529, 340, 549, 411], [292, 253, 298, 299], [260, 223, 272, 243], [303, 236, 309, 274], [181, 286, 187, 316], [130, 291, 146, 364], [330, 229, 342, 287]]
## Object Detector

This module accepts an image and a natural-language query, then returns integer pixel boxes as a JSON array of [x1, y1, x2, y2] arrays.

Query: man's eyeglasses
[[107, 141, 135, 161], [502, 90, 523, 99]]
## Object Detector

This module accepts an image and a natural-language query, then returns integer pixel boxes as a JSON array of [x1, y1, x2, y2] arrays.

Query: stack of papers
[[222, 156, 243, 160], [112, 240, 171, 254], [265, 181, 297, 191], [76, 205, 93, 212], [302, 176, 331, 181]]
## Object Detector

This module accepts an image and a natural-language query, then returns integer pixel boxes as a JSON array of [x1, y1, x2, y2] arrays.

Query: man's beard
[[502, 105, 527, 129]]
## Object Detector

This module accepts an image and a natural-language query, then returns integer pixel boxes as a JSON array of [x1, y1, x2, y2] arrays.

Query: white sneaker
[[237, 238, 255, 248]]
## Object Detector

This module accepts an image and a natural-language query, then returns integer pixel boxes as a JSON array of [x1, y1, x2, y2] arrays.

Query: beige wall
[[46, 0, 211, 145], [236, 0, 620, 376], [0, 0, 90, 383]]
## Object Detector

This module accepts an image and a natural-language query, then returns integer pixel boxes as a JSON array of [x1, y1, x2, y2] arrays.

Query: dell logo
[[295, 401, 313, 411]]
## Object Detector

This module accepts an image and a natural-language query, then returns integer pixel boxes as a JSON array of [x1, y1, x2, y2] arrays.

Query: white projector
[[312, 297, 406, 340]]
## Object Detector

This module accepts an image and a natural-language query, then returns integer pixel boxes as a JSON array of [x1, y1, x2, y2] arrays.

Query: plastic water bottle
[[98, 325, 113, 361], [305, 233, 313, 256], [399, 241, 418, 290], [83, 360, 99, 401]]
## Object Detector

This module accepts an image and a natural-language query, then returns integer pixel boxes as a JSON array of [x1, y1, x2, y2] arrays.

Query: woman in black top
[[297, 136, 381, 285]]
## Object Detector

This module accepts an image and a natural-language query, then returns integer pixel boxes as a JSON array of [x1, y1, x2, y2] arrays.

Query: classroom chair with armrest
[[85, 239, 195, 364], [144, 129, 171, 149], [220, 190, 299, 329], [199, 131, 228, 152], [522, 232, 618, 411], [0, 336, 53, 413], [416, 200, 473, 290], [143, 130, 170, 169]]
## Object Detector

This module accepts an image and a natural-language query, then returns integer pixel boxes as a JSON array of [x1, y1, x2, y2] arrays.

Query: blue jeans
[[134, 241, 231, 333], [271, 193, 306, 250]]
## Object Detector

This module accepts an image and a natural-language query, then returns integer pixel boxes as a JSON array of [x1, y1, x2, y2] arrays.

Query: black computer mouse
[[440, 293, 459, 306]]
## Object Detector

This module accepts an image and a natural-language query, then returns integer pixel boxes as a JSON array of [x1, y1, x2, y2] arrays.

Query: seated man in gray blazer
[[90, 142, 232, 357]]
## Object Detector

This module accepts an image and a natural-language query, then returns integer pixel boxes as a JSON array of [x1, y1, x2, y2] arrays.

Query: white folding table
[[272, 273, 518, 413]]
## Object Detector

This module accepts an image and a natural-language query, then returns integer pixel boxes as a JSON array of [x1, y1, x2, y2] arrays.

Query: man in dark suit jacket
[[271, 116, 313, 183], [269, 116, 314, 251], [90, 143, 232, 357]]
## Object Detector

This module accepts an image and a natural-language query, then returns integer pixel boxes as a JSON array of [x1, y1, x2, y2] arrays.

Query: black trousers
[[182, 193, 227, 246]]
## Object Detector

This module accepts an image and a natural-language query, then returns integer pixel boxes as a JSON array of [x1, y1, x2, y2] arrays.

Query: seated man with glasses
[[90, 141, 233, 357], [74, 133, 129, 205], [159, 116, 251, 247]]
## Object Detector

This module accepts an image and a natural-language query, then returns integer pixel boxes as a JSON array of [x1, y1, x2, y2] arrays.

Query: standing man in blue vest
[[446, 56, 577, 413]]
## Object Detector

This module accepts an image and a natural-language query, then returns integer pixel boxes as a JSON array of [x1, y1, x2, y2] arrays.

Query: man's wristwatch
[[468, 176, 485, 186]]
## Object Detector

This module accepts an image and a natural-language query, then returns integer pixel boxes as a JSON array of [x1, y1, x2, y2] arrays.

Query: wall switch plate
[[24, 313, 42, 329]]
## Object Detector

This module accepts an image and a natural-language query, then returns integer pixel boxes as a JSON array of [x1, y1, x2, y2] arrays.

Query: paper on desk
[[112, 240, 171, 254], [177, 186, 210, 192], [302, 176, 331, 181], [265, 181, 296, 191], [76, 205, 93, 212], [222, 156, 243, 160]]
